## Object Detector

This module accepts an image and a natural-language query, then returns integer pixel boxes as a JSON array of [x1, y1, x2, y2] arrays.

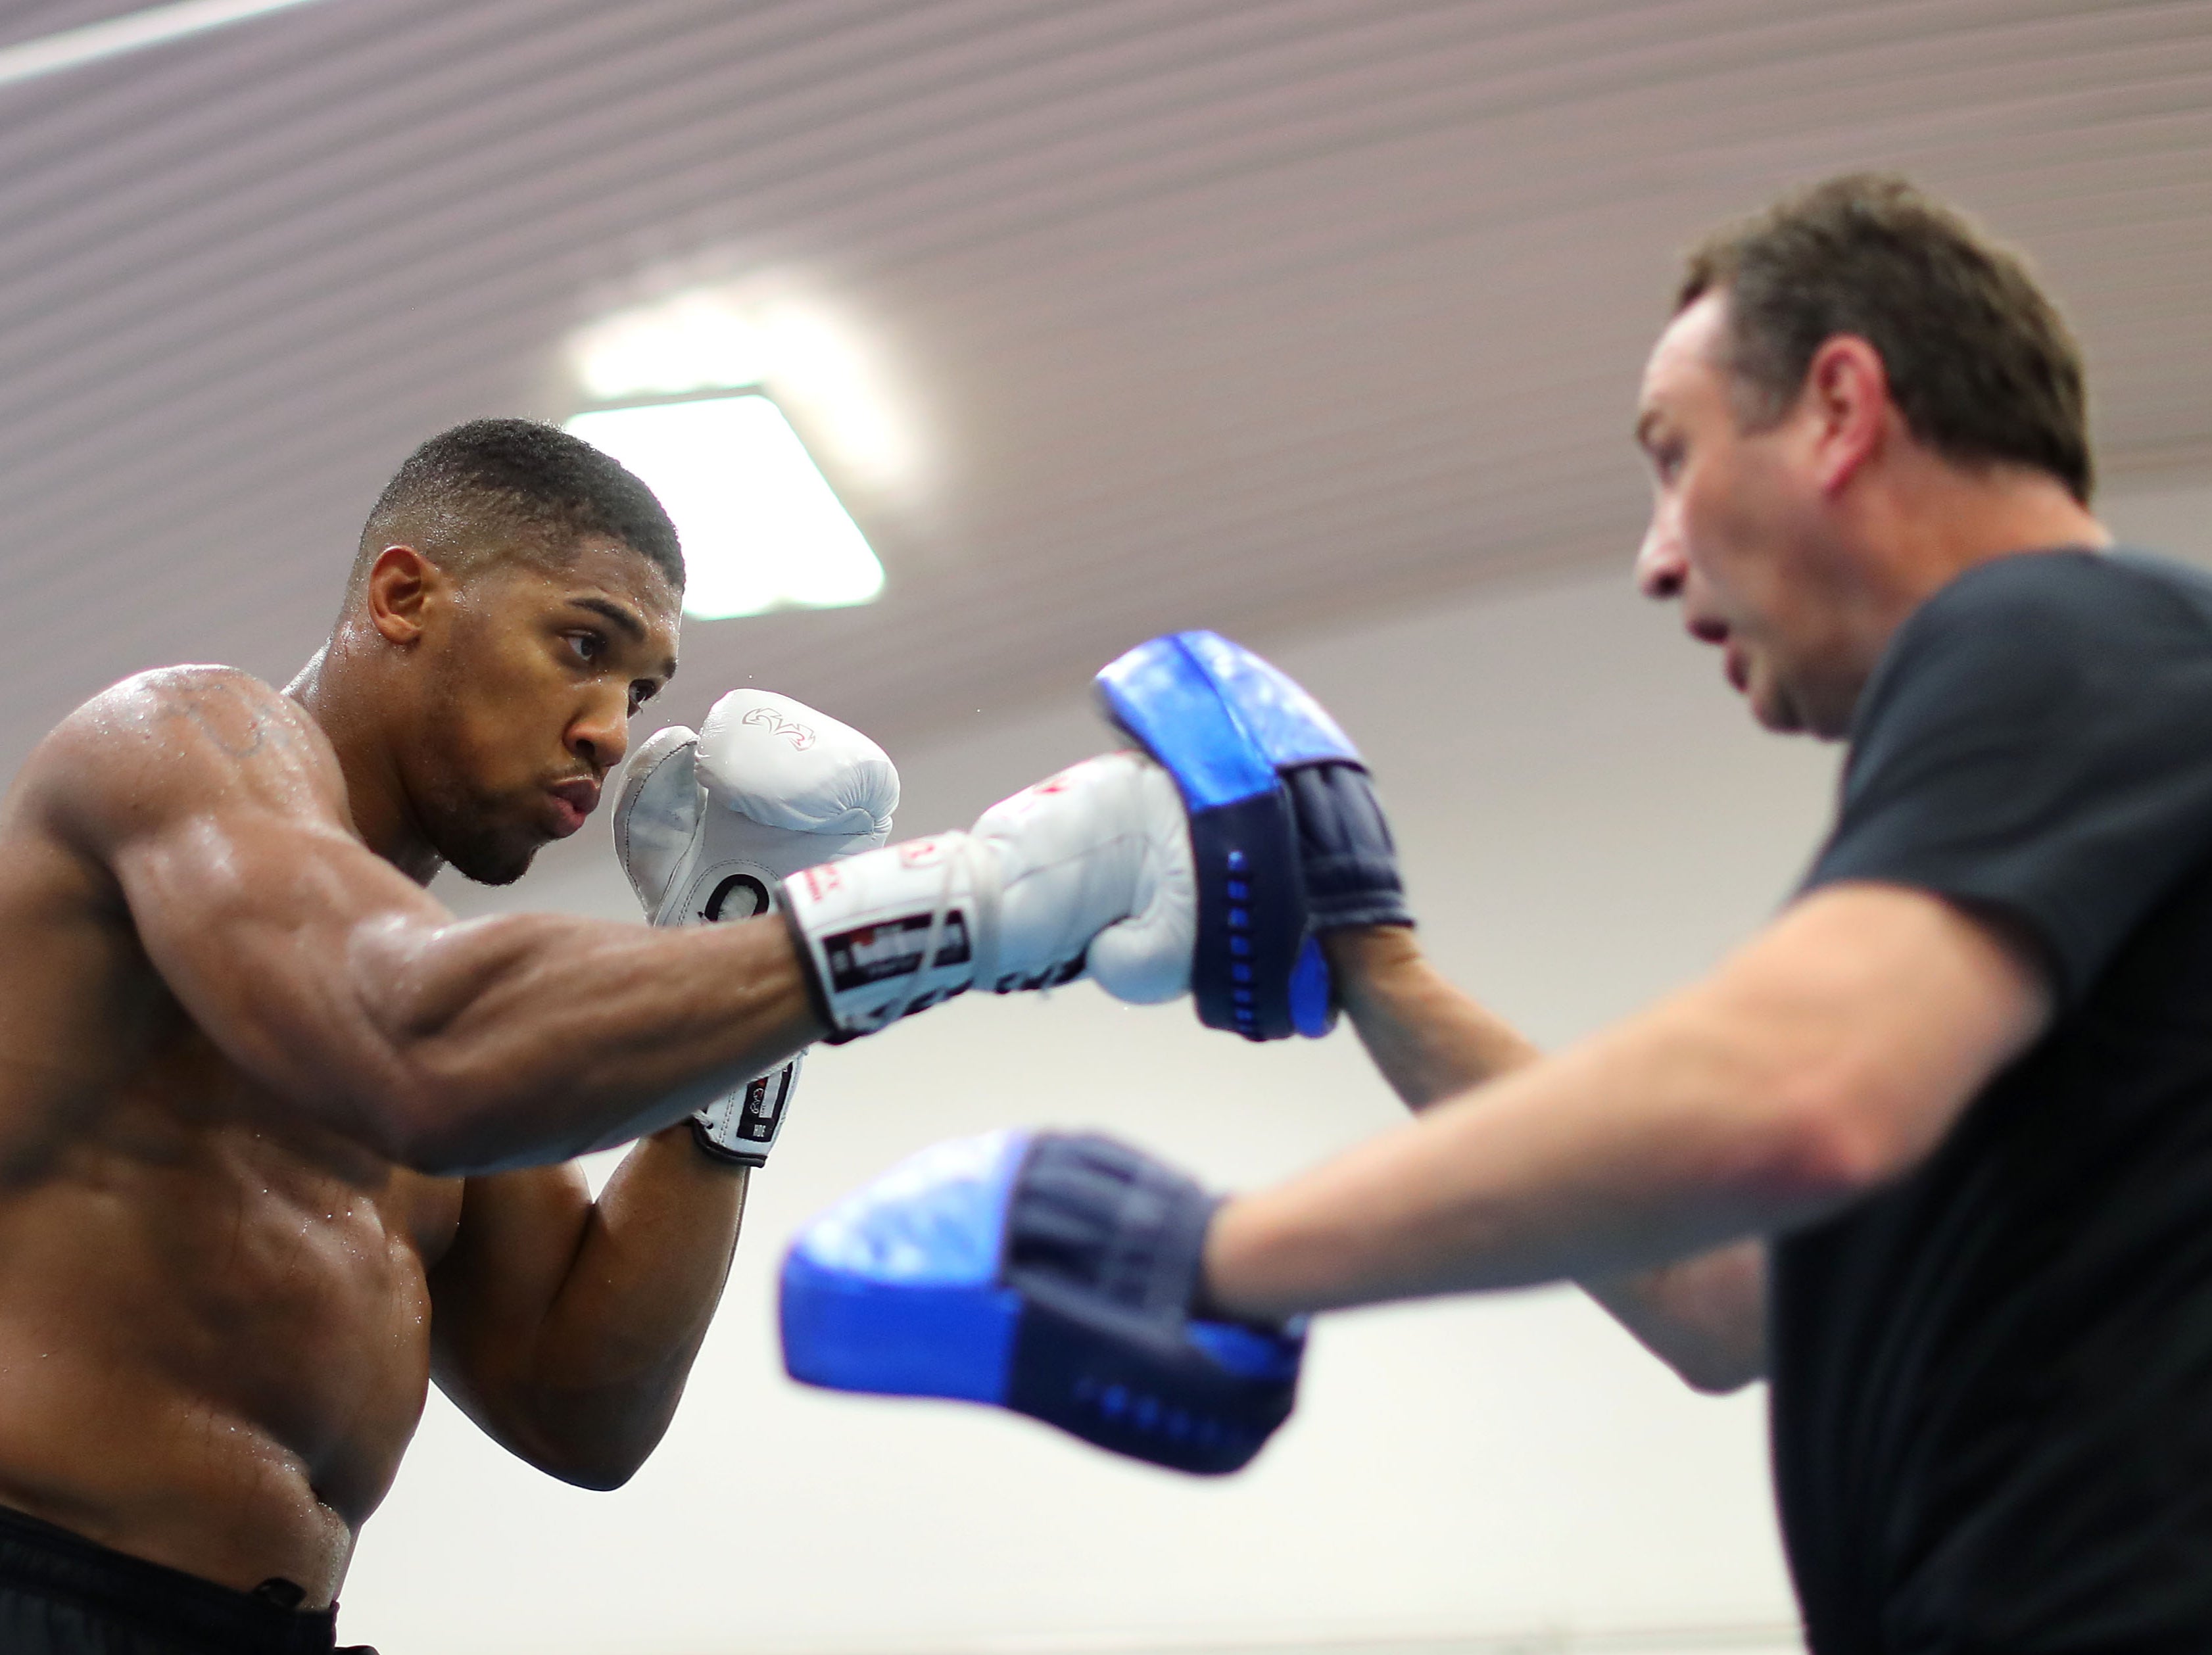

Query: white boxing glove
[[614, 689, 898, 1165], [780, 750, 1195, 1040]]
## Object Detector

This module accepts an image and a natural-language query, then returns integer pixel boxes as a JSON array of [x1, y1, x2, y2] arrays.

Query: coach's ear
[[364, 544, 439, 647], [1800, 334, 1892, 498]]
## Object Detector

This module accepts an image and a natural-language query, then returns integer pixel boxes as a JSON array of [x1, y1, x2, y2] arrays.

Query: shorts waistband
[[0, 1500, 344, 1654]]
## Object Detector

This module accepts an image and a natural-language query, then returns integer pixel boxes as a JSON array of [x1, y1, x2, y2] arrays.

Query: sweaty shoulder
[[24, 667, 350, 861]]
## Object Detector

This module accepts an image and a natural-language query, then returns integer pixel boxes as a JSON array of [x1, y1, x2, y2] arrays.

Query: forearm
[[357, 911, 821, 1174], [79, 669, 820, 1174], [493, 1126, 749, 1487], [1583, 1241, 1768, 1392], [1206, 886, 2047, 1322], [1208, 996, 1812, 1319], [1326, 926, 1540, 1108], [1326, 928, 1764, 1384]]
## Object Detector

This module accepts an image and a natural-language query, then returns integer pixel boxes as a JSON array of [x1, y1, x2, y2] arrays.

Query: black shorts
[[0, 1502, 373, 1654]]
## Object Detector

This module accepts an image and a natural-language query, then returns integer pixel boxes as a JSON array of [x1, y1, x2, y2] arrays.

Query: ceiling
[[2, 0, 2210, 774]]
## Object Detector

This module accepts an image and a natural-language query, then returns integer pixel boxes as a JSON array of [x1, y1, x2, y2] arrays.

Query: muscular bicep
[[428, 1165, 596, 1449], [41, 668, 448, 1139], [14, 667, 817, 1179]]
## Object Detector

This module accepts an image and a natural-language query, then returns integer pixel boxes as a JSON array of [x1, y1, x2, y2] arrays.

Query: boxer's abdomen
[[0, 770, 463, 1604], [0, 1003, 460, 1604]]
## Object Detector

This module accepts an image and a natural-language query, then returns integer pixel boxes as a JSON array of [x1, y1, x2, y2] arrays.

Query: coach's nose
[[1636, 510, 1688, 601]]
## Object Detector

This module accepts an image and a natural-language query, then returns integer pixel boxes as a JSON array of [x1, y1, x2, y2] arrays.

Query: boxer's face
[[405, 540, 681, 884], [1633, 292, 1867, 738]]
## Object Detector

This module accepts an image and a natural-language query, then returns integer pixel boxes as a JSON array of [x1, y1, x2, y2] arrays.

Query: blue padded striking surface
[[1095, 631, 1358, 809], [780, 1130, 1028, 1404], [780, 1130, 1305, 1475], [1096, 631, 1361, 1040]]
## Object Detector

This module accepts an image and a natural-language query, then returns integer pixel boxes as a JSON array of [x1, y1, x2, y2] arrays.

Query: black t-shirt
[[1779, 549, 2212, 1653]]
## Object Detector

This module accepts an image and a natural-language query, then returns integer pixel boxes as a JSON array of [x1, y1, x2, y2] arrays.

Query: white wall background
[[341, 477, 2212, 1655]]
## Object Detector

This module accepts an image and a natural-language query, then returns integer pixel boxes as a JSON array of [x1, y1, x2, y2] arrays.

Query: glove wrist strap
[[780, 836, 988, 1039], [691, 1054, 802, 1166]]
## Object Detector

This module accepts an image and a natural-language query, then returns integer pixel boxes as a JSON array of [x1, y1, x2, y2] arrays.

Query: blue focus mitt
[[1095, 630, 1410, 1042], [779, 1130, 1303, 1475]]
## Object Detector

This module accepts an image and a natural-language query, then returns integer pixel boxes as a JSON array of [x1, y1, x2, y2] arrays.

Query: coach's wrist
[[1196, 1193, 1301, 1326], [1321, 924, 1426, 1010], [1190, 1201, 1236, 1322]]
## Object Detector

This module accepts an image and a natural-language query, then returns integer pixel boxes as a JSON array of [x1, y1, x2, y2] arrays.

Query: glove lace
[[884, 836, 971, 1028]]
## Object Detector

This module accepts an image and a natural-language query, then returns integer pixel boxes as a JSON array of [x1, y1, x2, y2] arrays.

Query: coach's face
[[404, 540, 681, 884], [1633, 292, 1867, 738]]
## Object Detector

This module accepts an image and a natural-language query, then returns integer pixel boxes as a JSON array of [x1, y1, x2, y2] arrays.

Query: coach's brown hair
[[1679, 174, 2092, 503]]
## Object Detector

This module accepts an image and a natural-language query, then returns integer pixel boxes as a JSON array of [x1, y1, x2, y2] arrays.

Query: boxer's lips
[[546, 779, 600, 838]]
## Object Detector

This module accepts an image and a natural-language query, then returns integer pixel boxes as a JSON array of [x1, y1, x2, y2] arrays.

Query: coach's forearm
[[356, 912, 821, 1174], [1326, 926, 1541, 1107], [1326, 926, 1765, 1384], [1204, 992, 1834, 1319], [1582, 1242, 1768, 1392], [1205, 886, 2046, 1321], [506, 1125, 750, 1489]]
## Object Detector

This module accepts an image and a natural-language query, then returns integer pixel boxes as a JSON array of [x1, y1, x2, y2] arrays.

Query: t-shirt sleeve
[[1802, 552, 2212, 1010]]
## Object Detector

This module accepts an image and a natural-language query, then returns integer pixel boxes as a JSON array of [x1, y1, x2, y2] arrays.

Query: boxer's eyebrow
[[569, 596, 646, 642], [568, 596, 679, 680]]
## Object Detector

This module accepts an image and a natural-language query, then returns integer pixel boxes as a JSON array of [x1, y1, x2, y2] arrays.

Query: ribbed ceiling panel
[[1, 0, 2207, 778]]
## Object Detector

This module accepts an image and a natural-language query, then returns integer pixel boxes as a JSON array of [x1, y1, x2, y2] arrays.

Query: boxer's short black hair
[[353, 418, 683, 594], [1679, 174, 2092, 504]]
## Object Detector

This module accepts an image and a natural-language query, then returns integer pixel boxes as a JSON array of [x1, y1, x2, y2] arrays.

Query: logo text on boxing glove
[[742, 707, 817, 751], [824, 913, 973, 991]]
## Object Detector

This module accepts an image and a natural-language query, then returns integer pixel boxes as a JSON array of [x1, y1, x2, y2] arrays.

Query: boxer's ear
[[363, 544, 437, 646]]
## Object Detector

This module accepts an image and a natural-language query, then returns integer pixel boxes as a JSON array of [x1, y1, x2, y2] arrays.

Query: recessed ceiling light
[[569, 289, 919, 491], [566, 395, 885, 621], [570, 293, 767, 403]]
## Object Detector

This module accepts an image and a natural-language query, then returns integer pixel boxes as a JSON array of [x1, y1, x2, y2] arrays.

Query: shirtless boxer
[[0, 418, 1193, 1653]]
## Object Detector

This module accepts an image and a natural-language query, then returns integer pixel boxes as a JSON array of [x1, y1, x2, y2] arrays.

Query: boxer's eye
[[564, 631, 606, 665], [628, 680, 657, 717]]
